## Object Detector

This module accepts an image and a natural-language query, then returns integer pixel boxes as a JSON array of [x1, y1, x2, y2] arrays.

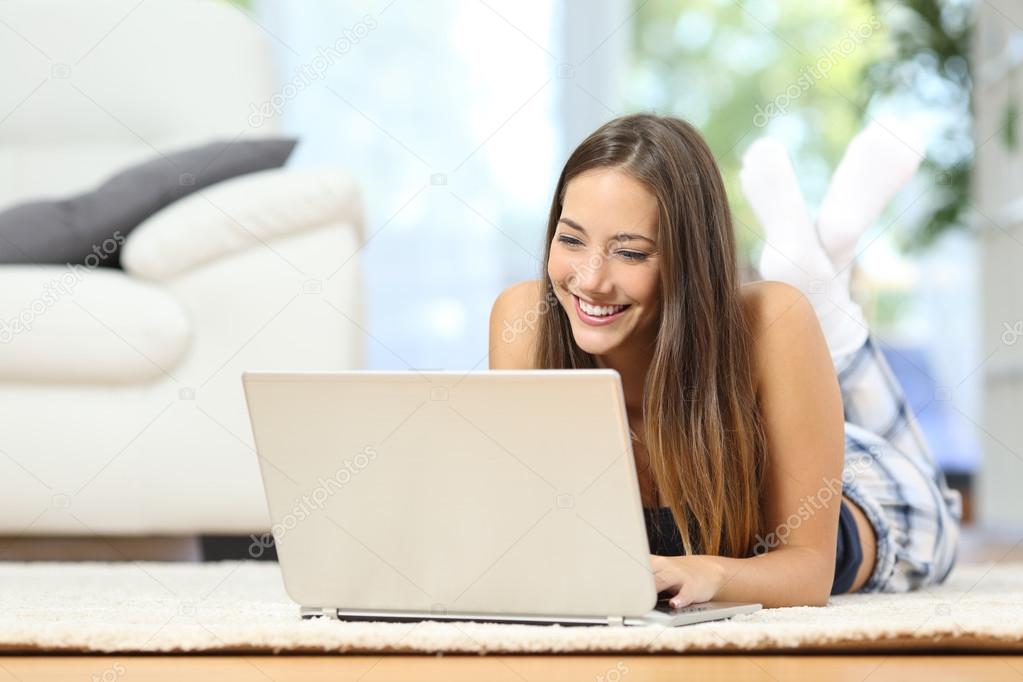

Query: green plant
[[628, 1, 884, 266], [862, 0, 974, 253]]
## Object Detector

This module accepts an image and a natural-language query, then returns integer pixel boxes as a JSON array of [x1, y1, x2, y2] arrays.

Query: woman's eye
[[619, 251, 647, 261], [557, 235, 646, 261]]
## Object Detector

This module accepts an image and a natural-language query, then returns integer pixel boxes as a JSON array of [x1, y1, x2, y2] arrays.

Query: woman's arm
[[653, 547, 834, 608], [734, 280, 847, 606], [654, 281, 846, 608]]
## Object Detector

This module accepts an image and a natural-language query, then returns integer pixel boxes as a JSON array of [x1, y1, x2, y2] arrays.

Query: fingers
[[656, 577, 677, 595], [669, 592, 692, 608], [651, 564, 684, 601], [653, 569, 672, 593], [650, 555, 699, 607], [649, 555, 675, 592], [650, 556, 697, 607]]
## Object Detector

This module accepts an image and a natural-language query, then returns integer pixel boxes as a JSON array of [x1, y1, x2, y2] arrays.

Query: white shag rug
[[2, 560, 1021, 654]]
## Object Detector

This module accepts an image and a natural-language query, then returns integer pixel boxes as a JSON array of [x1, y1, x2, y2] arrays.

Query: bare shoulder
[[489, 279, 547, 369], [741, 280, 813, 336], [740, 280, 822, 389]]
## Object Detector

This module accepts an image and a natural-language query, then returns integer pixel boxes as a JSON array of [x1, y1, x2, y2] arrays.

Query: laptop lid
[[242, 369, 658, 619]]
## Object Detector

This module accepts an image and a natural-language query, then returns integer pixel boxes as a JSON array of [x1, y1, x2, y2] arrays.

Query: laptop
[[241, 369, 762, 627]]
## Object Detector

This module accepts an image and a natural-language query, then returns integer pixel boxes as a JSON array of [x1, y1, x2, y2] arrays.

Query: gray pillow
[[0, 137, 298, 268]]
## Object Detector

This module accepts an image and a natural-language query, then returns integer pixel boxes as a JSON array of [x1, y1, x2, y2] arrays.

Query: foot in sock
[[740, 136, 869, 363], [739, 137, 818, 251], [739, 137, 832, 290], [816, 117, 926, 278]]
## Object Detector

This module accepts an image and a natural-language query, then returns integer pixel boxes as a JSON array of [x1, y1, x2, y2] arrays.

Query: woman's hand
[[649, 554, 726, 608]]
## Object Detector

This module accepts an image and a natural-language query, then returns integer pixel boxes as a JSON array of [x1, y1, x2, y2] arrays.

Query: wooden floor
[[2, 654, 1022, 681]]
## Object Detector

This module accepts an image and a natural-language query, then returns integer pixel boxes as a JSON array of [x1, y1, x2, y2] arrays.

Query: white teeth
[[578, 297, 627, 317]]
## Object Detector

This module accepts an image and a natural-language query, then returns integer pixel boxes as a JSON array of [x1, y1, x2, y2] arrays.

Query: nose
[[568, 245, 614, 297]]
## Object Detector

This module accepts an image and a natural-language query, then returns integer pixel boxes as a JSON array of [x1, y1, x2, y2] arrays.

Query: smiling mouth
[[572, 294, 631, 322], [574, 293, 625, 305]]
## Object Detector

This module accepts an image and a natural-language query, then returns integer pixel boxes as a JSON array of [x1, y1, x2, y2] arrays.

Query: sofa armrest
[[120, 167, 364, 281]]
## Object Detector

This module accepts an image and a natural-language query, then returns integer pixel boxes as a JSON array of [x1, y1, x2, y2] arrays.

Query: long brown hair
[[534, 113, 766, 558]]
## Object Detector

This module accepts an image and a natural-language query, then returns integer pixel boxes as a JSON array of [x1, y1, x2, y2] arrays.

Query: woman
[[488, 113, 962, 609]]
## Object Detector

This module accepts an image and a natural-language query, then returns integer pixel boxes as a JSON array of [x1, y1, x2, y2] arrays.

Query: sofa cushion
[[121, 167, 364, 280], [0, 137, 297, 268], [0, 265, 190, 383]]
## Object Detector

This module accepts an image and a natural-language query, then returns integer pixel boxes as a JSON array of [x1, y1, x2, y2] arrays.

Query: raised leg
[[740, 137, 869, 364]]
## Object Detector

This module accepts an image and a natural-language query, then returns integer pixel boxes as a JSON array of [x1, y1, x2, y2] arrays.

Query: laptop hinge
[[606, 615, 625, 627], [300, 606, 339, 620]]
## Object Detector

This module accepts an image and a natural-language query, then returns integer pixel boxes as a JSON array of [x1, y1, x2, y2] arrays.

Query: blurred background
[[1, 0, 1019, 558], [242, 0, 987, 518]]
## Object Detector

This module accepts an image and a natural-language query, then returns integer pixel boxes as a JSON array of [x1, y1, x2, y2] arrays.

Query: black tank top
[[642, 500, 863, 595]]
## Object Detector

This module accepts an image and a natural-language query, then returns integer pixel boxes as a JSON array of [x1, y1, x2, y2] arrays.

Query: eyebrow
[[558, 217, 656, 246]]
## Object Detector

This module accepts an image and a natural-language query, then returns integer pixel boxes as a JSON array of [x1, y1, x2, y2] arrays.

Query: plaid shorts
[[835, 334, 964, 593]]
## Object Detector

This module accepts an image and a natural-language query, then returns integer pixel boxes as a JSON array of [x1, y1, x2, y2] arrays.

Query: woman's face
[[547, 167, 661, 360]]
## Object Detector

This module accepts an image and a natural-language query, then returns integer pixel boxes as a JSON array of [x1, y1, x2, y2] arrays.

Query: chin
[[570, 327, 623, 354]]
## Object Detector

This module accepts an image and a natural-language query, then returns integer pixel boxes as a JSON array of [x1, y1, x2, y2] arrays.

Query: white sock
[[755, 243, 869, 364], [740, 137, 827, 293], [739, 138, 816, 253], [817, 117, 925, 288], [740, 137, 869, 364]]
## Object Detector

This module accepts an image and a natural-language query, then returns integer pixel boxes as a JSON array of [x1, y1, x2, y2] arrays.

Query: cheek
[[546, 249, 572, 283], [631, 273, 660, 307]]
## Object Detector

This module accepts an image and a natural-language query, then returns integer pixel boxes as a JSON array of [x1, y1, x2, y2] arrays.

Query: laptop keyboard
[[654, 600, 714, 614]]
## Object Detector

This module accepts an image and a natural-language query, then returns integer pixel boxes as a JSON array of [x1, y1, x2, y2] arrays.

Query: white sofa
[[0, 0, 365, 539]]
